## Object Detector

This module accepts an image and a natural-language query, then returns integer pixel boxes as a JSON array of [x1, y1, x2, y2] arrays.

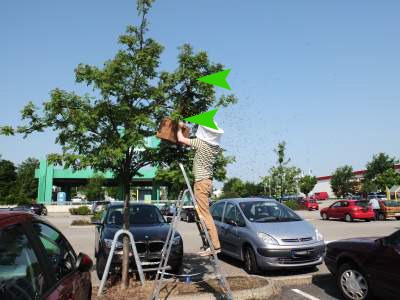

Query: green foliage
[[71, 219, 92, 226], [283, 200, 301, 211], [91, 211, 103, 222], [364, 153, 400, 191], [330, 165, 356, 197], [69, 206, 91, 215], [262, 142, 301, 198], [299, 175, 317, 196], [221, 178, 264, 199], [0, 158, 17, 204], [84, 174, 105, 201]]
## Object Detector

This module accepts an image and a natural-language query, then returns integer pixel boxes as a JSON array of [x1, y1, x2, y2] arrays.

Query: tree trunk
[[121, 180, 130, 289]]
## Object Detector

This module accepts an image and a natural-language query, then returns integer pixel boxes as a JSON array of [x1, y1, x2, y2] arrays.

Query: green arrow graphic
[[184, 109, 219, 130], [197, 69, 231, 90]]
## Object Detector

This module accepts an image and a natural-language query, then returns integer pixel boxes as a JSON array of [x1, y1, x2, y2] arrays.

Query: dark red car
[[0, 211, 92, 300], [298, 198, 319, 210], [325, 230, 400, 300], [320, 200, 375, 222]]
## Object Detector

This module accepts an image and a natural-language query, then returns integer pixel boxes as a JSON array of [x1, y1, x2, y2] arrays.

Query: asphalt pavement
[[44, 202, 400, 299]]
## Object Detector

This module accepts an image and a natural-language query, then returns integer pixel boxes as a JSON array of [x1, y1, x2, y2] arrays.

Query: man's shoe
[[198, 247, 221, 257]]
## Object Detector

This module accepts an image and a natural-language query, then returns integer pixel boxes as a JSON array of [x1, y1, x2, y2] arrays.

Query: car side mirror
[[165, 217, 172, 223], [227, 219, 237, 226], [380, 237, 389, 247], [76, 252, 93, 272]]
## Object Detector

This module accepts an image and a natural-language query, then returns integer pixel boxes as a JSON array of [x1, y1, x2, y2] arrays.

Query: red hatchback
[[298, 198, 319, 211], [320, 200, 375, 222], [0, 211, 93, 300]]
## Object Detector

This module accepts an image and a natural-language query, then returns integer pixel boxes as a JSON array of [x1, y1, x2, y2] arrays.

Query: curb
[[163, 279, 277, 300]]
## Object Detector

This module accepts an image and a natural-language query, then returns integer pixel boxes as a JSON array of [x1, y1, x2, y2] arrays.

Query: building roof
[[317, 164, 400, 181]]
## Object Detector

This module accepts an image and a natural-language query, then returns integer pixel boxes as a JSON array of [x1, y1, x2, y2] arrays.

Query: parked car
[[71, 197, 85, 204], [0, 210, 93, 300], [320, 200, 375, 222], [298, 198, 319, 211], [210, 198, 325, 274], [377, 200, 400, 220], [313, 192, 329, 201], [93, 202, 183, 279], [11, 203, 48, 216], [181, 206, 196, 222], [367, 193, 387, 201], [325, 230, 400, 300], [160, 203, 175, 216]]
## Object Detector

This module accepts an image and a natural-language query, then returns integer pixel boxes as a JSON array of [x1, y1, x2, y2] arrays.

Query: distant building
[[311, 164, 400, 198]]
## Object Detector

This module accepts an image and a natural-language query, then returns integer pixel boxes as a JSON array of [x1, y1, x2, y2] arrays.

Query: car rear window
[[355, 201, 369, 207]]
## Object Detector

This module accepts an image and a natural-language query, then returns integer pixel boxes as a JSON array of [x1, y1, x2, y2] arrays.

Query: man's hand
[[177, 121, 191, 146]]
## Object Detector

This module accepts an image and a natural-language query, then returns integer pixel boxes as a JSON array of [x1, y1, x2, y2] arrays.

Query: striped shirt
[[190, 138, 220, 182]]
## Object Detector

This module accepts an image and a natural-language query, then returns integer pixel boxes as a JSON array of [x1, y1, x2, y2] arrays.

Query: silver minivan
[[210, 198, 325, 273]]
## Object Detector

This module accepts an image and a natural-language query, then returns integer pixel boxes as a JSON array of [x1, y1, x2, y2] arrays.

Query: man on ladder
[[177, 121, 224, 256]]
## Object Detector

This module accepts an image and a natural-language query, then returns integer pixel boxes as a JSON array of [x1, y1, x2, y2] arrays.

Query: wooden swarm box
[[156, 117, 189, 144]]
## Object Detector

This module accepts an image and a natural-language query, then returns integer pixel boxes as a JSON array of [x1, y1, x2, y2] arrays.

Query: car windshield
[[382, 201, 400, 207], [355, 201, 369, 207], [106, 205, 165, 225], [238, 201, 302, 222]]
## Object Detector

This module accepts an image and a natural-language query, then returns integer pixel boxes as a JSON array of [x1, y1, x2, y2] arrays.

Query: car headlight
[[257, 232, 278, 245], [104, 238, 123, 249], [315, 229, 324, 241], [172, 235, 182, 246]]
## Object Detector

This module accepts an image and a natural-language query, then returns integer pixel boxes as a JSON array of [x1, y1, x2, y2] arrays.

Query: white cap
[[195, 122, 224, 146]]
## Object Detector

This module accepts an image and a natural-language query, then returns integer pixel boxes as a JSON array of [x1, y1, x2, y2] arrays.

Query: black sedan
[[93, 202, 183, 279], [11, 203, 47, 215], [325, 230, 400, 300]]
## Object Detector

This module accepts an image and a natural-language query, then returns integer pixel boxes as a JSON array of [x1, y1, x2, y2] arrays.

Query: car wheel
[[364, 219, 370, 222], [243, 246, 258, 274], [322, 212, 329, 220], [337, 263, 370, 300], [96, 252, 106, 280], [396, 217, 400, 221], [170, 259, 183, 274], [378, 213, 385, 221], [345, 214, 353, 222]]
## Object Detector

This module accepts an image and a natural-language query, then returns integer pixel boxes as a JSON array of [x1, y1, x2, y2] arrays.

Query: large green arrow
[[197, 69, 231, 90], [184, 109, 219, 130]]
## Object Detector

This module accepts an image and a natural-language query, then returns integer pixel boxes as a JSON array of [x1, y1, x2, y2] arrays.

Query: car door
[[30, 222, 90, 300], [0, 224, 51, 300], [367, 231, 400, 298], [329, 201, 341, 218], [210, 201, 226, 247], [220, 203, 241, 258], [337, 201, 349, 219]]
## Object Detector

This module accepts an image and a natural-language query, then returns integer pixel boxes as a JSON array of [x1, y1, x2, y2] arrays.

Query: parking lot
[[45, 200, 399, 299]]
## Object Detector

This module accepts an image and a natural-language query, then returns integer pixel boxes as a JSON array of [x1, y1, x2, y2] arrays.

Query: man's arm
[[177, 122, 191, 146]]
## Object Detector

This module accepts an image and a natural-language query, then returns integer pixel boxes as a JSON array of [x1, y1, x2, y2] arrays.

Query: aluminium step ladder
[[149, 163, 233, 300]]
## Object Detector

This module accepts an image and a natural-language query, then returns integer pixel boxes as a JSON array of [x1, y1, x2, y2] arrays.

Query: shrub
[[284, 200, 301, 211], [71, 219, 92, 226], [69, 205, 91, 215], [91, 211, 103, 222]]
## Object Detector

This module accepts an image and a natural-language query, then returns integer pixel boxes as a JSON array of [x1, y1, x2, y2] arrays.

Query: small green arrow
[[184, 109, 219, 130], [197, 69, 231, 90]]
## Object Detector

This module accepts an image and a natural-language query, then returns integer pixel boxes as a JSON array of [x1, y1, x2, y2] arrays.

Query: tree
[[299, 175, 317, 196], [0, 158, 17, 204], [222, 178, 245, 198], [330, 165, 356, 197], [84, 174, 105, 201], [14, 158, 40, 204], [364, 153, 399, 191], [0, 0, 236, 288], [262, 142, 301, 198]]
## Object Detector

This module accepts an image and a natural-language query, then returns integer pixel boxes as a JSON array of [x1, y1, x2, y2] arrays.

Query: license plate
[[291, 249, 314, 258]]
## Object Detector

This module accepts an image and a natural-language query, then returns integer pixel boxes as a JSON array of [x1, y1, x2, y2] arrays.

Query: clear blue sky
[[1, 0, 399, 182]]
